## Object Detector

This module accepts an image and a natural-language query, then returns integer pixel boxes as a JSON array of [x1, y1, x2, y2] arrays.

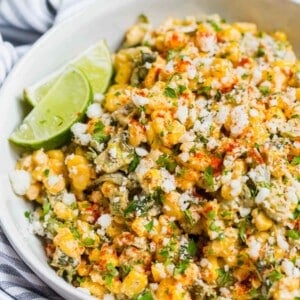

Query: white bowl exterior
[[0, 0, 299, 299]]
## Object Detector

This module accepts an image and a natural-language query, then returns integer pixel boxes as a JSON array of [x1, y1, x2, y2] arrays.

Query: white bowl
[[0, 0, 299, 299]]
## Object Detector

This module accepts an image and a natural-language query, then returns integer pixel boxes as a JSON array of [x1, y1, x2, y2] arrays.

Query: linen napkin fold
[[0, 1, 94, 299]]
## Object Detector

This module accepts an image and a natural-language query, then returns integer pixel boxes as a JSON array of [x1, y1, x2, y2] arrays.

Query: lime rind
[[10, 67, 92, 150], [24, 39, 112, 107]]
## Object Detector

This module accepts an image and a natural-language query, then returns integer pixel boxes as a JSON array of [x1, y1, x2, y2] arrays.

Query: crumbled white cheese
[[135, 158, 154, 179], [94, 93, 104, 102], [281, 259, 300, 278], [230, 179, 242, 197], [286, 186, 298, 204], [187, 64, 197, 79], [178, 152, 189, 162], [198, 33, 216, 53], [247, 236, 261, 260], [71, 122, 87, 135], [47, 174, 61, 187], [71, 123, 91, 145], [62, 192, 76, 206], [109, 148, 117, 159], [165, 61, 174, 73], [249, 108, 259, 117], [239, 207, 251, 217], [161, 169, 176, 193], [255, 188, 270, 204], [230, 105, 249, 136], [206, 138, 219, 151], [176, 105, 188, 124], [9, 170, 31, 196], [215, 105, 230, 125], [135, 147, 149, 157], [248, 164, 270, 183], [97, 214, 112, 229], [178, 192, 190, 210], [276, 232, 289, 251], [86, 103, 103, 119], [179, 131, 196, 143], [132, 94, 149, 106], [155, 263, 166, 278], [29, 220, 44, 236], [166, 263, 176, 275]]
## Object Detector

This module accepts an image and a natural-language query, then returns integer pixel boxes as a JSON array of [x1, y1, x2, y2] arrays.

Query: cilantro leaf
[[187, 239, 197, 257], [291, 156, 300, 165], [92, 121, 110, 143], [42, 202, 51, 216], [164, 87, 177, 98], [144, 219, 154, 232], [207, 20, 221, 32], [156, 154, 177, 173], [136, 291, 153, 300], [128, 152, 140, 172], [174, 260, 190, 275], [217, 268, 234, 287], [287, 229, 300, 240], [204, 166, 214, 188], [268, 269, 283, 282], [259, 86, 270, 96]]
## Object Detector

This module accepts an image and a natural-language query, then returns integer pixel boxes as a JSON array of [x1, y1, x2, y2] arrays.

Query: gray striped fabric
[[0, 1, 94, 299]]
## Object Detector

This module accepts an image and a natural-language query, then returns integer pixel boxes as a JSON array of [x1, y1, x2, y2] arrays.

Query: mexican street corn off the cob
[[10, 15, 300, 299]]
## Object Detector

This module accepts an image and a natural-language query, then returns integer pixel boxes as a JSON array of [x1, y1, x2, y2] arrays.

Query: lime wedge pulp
[[10, 67, 92, 149], [24, 39, 112, 106]]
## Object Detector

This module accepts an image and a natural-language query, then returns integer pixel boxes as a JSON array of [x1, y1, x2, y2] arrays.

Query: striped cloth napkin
[[0, 1, 94, 299]]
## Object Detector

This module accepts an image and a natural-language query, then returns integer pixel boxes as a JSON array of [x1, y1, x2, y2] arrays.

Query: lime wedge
[[24, 39, 112, 106], [10, 67, 92, 149]]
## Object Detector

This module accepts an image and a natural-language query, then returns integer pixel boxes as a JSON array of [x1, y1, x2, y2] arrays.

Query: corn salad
[[11, 14, 300, 300]]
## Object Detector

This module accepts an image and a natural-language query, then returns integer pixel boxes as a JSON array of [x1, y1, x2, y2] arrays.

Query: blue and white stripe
[[0, 1, 94, 298]]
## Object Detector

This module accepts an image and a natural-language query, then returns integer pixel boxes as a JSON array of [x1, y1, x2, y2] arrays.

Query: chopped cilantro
[[178, 85, 187, 94], [138, 14, 149, 23], [70, 227, 80, 239], [256, 47, 265, 58], [43, 169, 49, 177], [215, 89, 222, 101], [92, 121, 110, 143], [103, 263, 118, 286], [259, 86, 270, 96], [217, 268, 234, 287], [184, 209, 194, 224], [291, 156, 300, 165], [24, 211, 31, 220], [125, 188, 163, 217], [166, 49, 177, 62], [187, 239, 197, 257], [238, 218, 249, 243], [287, 229, 300, 240], [144, 219, 154, 232], [241, 73, 249, 79], [203, 166, 214, 188], [174, 260, 190, 275], [246, 178, 258, 198], [156, 154, 177, 173], [207, 210, 216, 220], [198, 85, 212, 97], [207, 20, 221, 32], [128, 152, 140, 172], [42, 202, 51, 216], [268, 269, 283, 282], [164, 87, 177, 98], [135, 291, 154, 300], [82, 238, 95, 246]]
